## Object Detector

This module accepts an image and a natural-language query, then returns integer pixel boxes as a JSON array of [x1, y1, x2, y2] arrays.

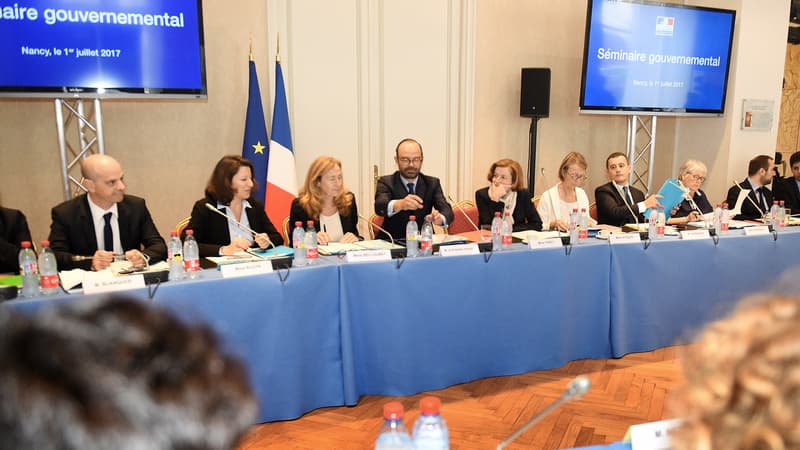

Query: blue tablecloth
[[339, 241, 612, 402]]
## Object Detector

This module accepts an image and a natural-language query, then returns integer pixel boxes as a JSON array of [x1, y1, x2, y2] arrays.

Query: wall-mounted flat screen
[[579, 0, 735, 115], [0, 0, 206, 98]]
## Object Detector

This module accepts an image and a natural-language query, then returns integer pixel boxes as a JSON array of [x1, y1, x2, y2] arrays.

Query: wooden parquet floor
[[238, 346, 684, 450]]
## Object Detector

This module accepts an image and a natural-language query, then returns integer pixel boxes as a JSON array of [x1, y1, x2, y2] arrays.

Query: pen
[[323, 223, 327, 233]]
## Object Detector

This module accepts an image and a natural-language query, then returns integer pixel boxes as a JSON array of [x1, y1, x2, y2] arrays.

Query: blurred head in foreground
[[0, 296, 257, 450], [675, 293, 800, 450]]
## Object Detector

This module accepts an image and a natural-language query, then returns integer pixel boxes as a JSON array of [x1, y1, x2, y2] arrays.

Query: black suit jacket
[[672, 189, 714, 218], [595, 182, 646, 226], [0, 207, 32, 273], [49, 194, 167, 270], [374, 172, 454, 240], [184, 196, 283, 258], [289, 194, 361, 240], [772, 176, 800, 215], [475, 187, 543, 232], [725, 179, 773, 221]]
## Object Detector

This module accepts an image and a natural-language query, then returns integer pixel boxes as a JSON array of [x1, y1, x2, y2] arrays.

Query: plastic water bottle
[[167, 231, 184, 281], [183, 229, 200, 279], [412, 396, 449, 450], [375, 402, 413, 450], [712, 203, 722, 235], [579, 208, 589, 240], [38, 240, 59, 295], [569, 208, 579, 245], [778, 200, 786, 230], [647, 208, 658, 240], [501, 211, 513, 250], [406, 215, 419, 258], [656, 206, 666, 237], [770, 201, 780, 230], [420, 219, 434, 256], [304, 221, 318, 265], [18, 241, 38, 298], [292, 221, 307, 267], [720, 203, 730, 234], [491, 212, 502, 252]]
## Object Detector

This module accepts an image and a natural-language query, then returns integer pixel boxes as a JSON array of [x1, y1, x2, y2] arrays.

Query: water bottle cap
[[186, 229, 194, 235], [419, 396, 441, 415], [170, 231, 178, 236], [409, 215, 416, 220], [295, 221, 303, 227], [383, 402, 404, 420], [40, 240, 49, 247], [21, 241, 31, 248], [306, 220, 314, 226], [494, 212, 501, 217]]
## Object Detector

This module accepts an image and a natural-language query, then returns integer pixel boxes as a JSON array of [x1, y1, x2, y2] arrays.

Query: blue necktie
[[407, 182, 415, 195], [622, 186, 633, 206], [103, 212, 113, 251]]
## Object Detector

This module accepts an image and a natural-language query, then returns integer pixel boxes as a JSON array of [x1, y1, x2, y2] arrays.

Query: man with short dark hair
[[374, 138, 454, 240], [725, 154, 775, 221], [772, 151, 800, 215], [0, 206, 32, 273], [48, 154, 166, 270]]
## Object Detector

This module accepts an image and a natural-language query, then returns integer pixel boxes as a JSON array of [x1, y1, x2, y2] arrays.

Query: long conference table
[[4, 228, 800, 423]]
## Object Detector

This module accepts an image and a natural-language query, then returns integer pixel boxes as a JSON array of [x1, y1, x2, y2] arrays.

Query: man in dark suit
[[725, 154, 775, 221], [374, 138, 454, 240], [595, 152, 661, 227], [772, 151, 800, 215], [0, 206, 32, 273], [48, 154, 166, 271]]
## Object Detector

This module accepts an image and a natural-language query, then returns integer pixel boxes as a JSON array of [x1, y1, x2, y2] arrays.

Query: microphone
[[497, 375, 591, 450], [446, 194, 481, 233], [732, 180, 766, 218], [540, 167, 561, 230], [620, 187, 643, 237], [358, 214, 395, 245], [204, 203, 275, 250]]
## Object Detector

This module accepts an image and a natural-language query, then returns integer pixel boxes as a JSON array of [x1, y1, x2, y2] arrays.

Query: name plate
[[744, 225, 770, 236], [528, 238, 563, 249], [220, 260, 273, 278], [680, 229, 710, 240], [439, 243, 480, 257], [629, 418, 685, 450], [609, 233, 640, 244], [83, 274, 146, 294], [346, 249, 391, 263]]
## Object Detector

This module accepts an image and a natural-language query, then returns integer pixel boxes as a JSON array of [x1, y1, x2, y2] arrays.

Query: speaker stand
[[527, 116, 539, 196]]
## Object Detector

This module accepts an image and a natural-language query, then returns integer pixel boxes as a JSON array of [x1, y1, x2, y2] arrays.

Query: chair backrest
[[589, 202, 598, 221], [449, 200, 479, 234], [282, 216, 291, 246], [369, 214, 385, 240], [175, 216, 191, 236]]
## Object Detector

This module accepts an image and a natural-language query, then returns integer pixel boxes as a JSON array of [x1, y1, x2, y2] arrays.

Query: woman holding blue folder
[[668, 159, 713, 225]]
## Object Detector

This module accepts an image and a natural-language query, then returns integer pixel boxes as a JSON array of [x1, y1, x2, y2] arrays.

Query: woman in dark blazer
[[475, 158, 542, 232], [290, 156, 361, 245], [669, 159, 713, 225], [185, 155, 282, 257]]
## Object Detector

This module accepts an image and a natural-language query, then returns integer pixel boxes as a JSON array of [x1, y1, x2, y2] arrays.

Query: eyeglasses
[[566, 172, 588, 182], [493, 174, 513, 182], [398, 157, 423, 165], [687, 174, 706, 183]]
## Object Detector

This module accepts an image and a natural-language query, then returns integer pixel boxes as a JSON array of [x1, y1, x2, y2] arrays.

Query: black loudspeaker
[[520, 68, 551, 118]]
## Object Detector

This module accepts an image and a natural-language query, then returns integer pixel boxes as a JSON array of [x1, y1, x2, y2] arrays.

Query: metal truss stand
[[626, 115, 656, 194], [54, 99, 106, 200]]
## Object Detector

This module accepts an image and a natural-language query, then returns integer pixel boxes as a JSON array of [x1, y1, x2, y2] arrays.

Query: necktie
[[622, 186, 633, 206], [757, 187, 766, 212], [407, 182, 415, 195], [103, 212, 113, 252]]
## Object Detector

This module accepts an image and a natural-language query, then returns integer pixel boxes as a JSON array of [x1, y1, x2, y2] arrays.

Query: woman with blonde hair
[[538, 152, 596, 231], [475, 158, 542, 232], [668, 159, 713, 225], [290, 156, 361, 245]]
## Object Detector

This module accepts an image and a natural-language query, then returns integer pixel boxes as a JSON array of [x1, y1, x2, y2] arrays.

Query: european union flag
[[242, 60, 269, 204]]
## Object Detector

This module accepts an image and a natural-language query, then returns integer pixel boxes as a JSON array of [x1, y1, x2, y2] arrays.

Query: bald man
[[48, 154, 166, 271]]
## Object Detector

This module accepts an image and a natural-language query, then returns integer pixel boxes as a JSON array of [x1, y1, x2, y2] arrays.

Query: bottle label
[[307, 247, 319, 259], [172, 254, 183, 262], [20, 261, 37, 276], [502, 235, 512, 245], [40, 273, 59, 289], [657, 226, 665, 236], [579, 229, 588, 239], [407, 233, 417, 241], [184, 259, 200, 272], [721, 223, 729, 232], [420, 239, 432, 251]]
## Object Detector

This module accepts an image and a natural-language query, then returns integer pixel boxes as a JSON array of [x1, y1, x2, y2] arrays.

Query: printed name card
[[346, 249, 391, 263], [609, 233, 641, 244], [439, 243, 480, 257], [220, 260, 273, 278], [83, 274, 146, 294], [629, 418, 685, 450], [680, 229, 710, 240], [528, 238, 563, 249], [744, 225, 770, 236]]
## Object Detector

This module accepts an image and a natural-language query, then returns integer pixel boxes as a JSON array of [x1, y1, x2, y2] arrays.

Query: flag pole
[[249, 36, 254, 62], [276, 32, 281, 63]]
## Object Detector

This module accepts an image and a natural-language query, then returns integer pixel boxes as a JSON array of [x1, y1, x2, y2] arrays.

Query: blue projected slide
[[580, 0, 735, 115], [0, 0, 206, 97]]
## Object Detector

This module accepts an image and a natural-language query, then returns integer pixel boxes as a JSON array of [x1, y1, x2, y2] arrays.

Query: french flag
[[265, 55, 297, 227]]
